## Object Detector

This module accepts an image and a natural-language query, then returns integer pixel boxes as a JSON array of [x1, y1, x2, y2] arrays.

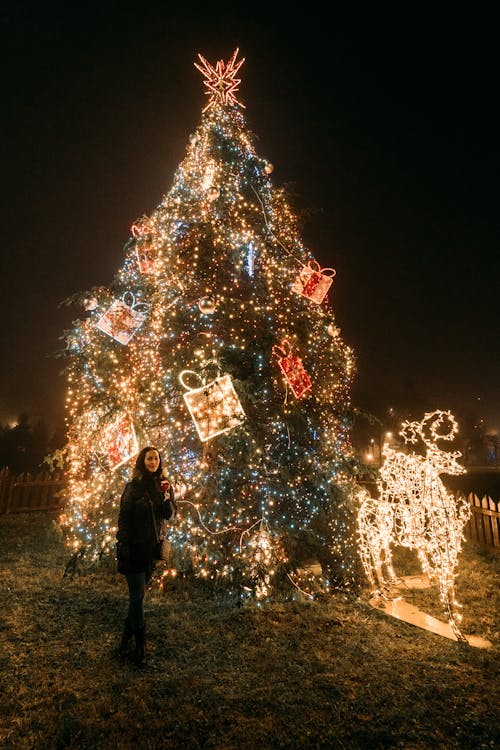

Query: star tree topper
[[194, 48, 245, 112]]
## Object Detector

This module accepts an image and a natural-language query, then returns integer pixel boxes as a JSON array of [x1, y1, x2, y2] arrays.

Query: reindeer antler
[[399, 420, 421, 445], [421, 410, 458, 447]]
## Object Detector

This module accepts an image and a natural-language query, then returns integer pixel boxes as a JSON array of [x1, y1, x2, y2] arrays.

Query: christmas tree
[[59, 49, 360, 599]]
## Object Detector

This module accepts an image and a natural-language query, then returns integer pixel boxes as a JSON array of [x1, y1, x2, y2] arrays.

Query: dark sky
[[2, 6, 499, 432]]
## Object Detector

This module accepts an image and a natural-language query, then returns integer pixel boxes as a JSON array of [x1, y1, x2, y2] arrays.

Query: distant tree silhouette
[[485, 432, 499, 466], [0, 414, 64, 474]]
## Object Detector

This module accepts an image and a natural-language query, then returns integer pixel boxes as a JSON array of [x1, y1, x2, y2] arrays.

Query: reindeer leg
[[435, 538, 468, 643], [359, 546, 376, 590], [370, 535, 398, 601], [381, 539, 400, 586], [443, 587, 468, 643], [357, 504, 386, 598], [362, 531, 387, 602]]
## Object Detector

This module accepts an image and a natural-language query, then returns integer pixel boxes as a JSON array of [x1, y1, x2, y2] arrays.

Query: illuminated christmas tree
[[59, 50, 360, 599]]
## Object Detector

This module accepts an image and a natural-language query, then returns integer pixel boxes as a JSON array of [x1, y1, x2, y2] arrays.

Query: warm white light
[[357, 410, 471, 641], [180, 371, 245, 442], [58, 51, 357, 595]]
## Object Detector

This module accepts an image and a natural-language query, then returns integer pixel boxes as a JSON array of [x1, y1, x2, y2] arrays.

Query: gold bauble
[[83, 297, 98, 311], [327, 324, 340, 337], [207, 186, 220, 201], [198, 297, 216, 314]]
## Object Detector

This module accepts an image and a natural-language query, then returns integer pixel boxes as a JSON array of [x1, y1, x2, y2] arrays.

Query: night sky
[[3, 7, 499, 432]]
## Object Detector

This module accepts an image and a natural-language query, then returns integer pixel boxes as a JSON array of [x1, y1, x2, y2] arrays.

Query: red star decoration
[[194, 48, 245, 112]]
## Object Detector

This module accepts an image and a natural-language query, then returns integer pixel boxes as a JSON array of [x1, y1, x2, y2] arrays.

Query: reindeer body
[[357, 411, 471, 641]]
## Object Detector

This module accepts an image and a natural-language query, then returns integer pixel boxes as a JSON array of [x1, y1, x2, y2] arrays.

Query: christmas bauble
[[207, 186, 220, 201], [327, 324, 340, 337], [263, 161, 274, 175], [198, 297, 216, 314], [83, 297, 98, 311]]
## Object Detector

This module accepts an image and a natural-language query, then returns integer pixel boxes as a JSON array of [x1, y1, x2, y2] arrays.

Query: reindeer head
[[400, 410, 465, 476]]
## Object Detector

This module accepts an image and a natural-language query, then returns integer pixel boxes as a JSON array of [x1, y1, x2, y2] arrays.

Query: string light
[[357, 410, 471, 641], [58, 51, 357, 599], [194, 48, 246, 111]]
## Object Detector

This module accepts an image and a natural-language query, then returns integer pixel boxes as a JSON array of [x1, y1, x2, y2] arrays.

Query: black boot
[[118, 618, 133, 658], [134, 627, 146, 666]]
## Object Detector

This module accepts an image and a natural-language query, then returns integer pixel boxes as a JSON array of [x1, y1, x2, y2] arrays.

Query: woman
[[116, 446, 176, 665]]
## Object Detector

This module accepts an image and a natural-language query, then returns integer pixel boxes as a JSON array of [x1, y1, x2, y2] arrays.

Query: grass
[[0, 511, 498, 749]]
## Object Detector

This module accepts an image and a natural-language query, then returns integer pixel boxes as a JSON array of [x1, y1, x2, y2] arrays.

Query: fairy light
[[179, 370, 246, 441], [357, 410, 471, 641], [194, 48, 246, 112], [58, 51, 357, 597]]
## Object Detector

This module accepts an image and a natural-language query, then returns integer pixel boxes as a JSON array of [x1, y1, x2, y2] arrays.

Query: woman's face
[[144, 449, 160, 474]]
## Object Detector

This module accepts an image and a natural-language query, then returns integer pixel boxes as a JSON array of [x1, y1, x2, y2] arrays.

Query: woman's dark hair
[[133, 446, 162, 480]]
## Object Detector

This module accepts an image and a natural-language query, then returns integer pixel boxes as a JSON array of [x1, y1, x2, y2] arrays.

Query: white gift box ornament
[[104, 414, 138, 471], [291, 260, 336, 305], [179, 370, 246, 442], [97, 291, 150, 345]]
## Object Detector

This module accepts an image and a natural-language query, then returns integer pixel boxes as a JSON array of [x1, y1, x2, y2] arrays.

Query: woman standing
[[116, 446, 176, 665]]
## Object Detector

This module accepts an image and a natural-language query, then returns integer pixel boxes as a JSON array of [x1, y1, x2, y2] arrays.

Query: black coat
[[116, 475, 175, 577]]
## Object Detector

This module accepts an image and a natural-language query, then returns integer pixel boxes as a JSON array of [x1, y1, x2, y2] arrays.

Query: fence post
[[490, 497, 500, 547], [0, 467, 13, 514], [465, 492, 500, 549]]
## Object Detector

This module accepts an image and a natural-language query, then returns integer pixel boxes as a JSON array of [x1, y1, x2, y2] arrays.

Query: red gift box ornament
[[291, 260, 336, 305], [104, 414, 138, 471], [96, 291, 150, 345], [131, 223, 155, 274], [272, 340, 312, 399], [136, 246, 154, 275]]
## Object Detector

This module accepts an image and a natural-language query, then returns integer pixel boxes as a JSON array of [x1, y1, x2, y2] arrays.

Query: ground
[[0, 511, 498, 749]]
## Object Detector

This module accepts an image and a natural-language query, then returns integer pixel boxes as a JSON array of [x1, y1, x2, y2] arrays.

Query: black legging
[[125, 572, 149, 630]]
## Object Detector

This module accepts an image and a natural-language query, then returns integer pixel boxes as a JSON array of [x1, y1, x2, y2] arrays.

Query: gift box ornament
[[104, 414, 138, 471], [96, 291, 150, 345], [135, 245, 155, 274], [131, 223, 155, 274], [291, 260, 336, 304], [179, 370, 246, 442], [272, 340, 312, 399]]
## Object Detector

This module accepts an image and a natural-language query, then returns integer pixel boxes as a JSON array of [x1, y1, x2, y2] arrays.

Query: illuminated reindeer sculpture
[[357, 410, 471, 641]]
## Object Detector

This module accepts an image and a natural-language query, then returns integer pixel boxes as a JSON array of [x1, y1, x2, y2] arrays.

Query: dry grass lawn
[[0, 511, 498, 749]]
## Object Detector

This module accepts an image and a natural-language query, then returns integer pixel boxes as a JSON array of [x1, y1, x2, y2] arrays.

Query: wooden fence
[[0, 468, 499, 549], [464, 492, 500, 549], [0, 467, 65, 514]]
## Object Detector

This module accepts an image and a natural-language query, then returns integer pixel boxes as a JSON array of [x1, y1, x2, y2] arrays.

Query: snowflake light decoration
[[194, 48, 245, 112]]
